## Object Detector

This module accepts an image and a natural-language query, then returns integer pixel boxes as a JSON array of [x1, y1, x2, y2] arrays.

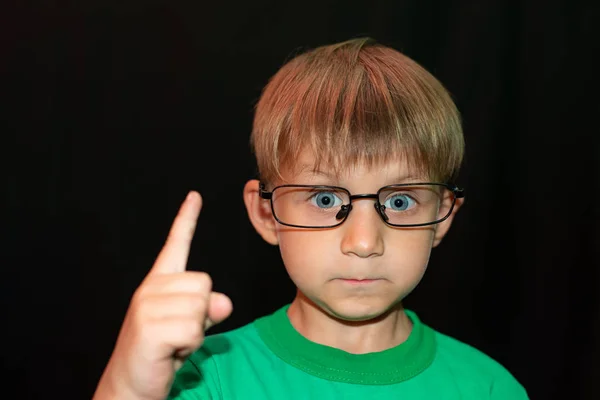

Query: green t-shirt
[[168, 305, 528, 399]]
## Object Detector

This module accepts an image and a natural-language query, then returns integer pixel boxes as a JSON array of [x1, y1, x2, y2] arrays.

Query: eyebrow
[[299, 166, 335, 178]]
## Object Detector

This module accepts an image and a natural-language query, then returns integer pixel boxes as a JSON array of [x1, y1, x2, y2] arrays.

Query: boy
[[93, 38, 528, 399]]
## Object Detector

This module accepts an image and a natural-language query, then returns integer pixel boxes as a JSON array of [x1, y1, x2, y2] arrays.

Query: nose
[[340, 199, 385, 258]]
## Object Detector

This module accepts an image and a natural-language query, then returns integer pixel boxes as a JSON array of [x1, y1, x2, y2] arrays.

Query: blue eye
[[383, 194, 415, 211], [311, 192, 343, 208]]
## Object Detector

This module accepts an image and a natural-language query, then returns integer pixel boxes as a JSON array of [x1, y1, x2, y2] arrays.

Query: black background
[[2, 1, 599, 399]]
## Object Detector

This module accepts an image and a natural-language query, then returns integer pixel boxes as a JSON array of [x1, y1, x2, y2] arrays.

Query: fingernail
[[187, 191, 195, 201]]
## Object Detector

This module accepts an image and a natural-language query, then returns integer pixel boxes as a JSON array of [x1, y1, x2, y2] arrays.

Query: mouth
[[338, 278, 382, 285]]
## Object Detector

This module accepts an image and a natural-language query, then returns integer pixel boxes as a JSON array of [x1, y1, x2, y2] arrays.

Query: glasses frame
[[259, 182, 465, 229]]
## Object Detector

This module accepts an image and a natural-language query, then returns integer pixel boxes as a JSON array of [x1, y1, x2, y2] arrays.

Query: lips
[[339, 278, 380, 284], [343, 278, 374, 281]]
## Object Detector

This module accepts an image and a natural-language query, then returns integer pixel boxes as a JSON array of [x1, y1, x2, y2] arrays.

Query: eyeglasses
[[259, 182, 464, 229]]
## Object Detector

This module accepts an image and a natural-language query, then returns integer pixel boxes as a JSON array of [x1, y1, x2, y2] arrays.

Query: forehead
[[277, 150, 428, 187]]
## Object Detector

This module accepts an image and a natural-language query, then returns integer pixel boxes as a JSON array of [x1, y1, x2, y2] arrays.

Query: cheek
[[402, 229, 435, 255], [387, 229, 436, 278], [277, 227, 436, 283], [277, 230, 335, 281]]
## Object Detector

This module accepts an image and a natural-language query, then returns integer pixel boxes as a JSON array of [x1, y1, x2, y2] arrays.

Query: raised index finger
[[150, 191, 202, 275]]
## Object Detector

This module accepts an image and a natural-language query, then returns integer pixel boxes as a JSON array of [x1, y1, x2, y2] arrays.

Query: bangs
[[251, 38, 464, 184]]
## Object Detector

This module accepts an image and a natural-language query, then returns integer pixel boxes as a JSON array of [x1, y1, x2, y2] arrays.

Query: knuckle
[[183, 319, 204, 343], [132, 285, 149, 303], [131, 286, 144, 303], [132, 299, 151, 324], [196, 272, 213, 291], [129, 292, 145, 315], [186, 294, 207, 313], [133, 276, 161, 302], [190, 321, 204, 340]]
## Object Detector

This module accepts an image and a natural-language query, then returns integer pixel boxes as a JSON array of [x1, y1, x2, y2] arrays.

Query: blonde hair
[[250, 37, 464, 184]]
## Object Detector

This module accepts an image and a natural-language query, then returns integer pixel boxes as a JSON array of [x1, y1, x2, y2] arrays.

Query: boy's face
[[244, 151, 462, 322]]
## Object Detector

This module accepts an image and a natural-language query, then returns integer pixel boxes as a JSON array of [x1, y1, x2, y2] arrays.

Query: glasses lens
[[377, 184, 454, 226], [271, 186, 350, 227]]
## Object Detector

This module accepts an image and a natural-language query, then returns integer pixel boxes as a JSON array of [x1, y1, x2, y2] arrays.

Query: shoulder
[[434, 330, 508, 374], [431, 329, 529, 399]]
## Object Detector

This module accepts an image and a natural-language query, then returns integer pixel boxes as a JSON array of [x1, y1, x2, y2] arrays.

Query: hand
[[93, 191, 233, 400]]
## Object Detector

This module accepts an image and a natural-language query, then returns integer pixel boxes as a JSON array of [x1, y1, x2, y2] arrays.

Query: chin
[[320, 297, 399, 322]]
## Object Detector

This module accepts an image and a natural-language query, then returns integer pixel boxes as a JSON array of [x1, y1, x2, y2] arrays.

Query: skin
[[93, 152, 463, 399], [93, 192, 233, 400], [244, 151, 463, 354]]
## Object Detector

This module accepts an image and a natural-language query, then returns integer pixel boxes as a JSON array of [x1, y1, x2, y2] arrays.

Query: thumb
[[204, 292, 233, 331]]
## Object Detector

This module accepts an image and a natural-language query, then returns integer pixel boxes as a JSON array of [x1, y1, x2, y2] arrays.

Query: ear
[[243, 179, 279, 245], [432, 195, 464, 248]]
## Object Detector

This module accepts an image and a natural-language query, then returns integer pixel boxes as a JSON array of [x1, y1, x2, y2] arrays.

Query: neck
[[286, 291, 413, 354]]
